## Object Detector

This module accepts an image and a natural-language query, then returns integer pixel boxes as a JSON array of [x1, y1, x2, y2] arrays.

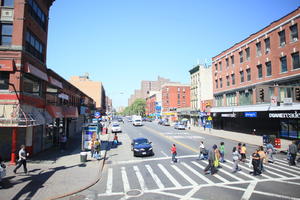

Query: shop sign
[[269, 111, 300, 119], [221, 113, 236, 118], [58, 93, 69, 100], [283, 98, 292, 105], [270, 96, 278, 106], [207, 116, 212, 121], [244, 112, 257, 117]]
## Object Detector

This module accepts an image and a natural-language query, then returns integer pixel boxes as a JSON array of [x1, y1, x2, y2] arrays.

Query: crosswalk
[[98, 156, 300, 196]]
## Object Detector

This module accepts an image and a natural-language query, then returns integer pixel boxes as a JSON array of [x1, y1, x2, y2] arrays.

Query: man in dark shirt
[[289, 141, 298, 166], [250, 148, 261, 176]]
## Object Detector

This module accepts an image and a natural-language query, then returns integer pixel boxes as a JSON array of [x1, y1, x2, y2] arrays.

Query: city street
[[75, 121, 300, 200]]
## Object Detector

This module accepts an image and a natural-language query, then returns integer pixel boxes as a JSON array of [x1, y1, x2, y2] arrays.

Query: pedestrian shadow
[[10, 164, 80, 200]]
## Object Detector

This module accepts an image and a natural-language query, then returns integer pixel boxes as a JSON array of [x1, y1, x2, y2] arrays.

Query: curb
[[47, 125, 112, 200]]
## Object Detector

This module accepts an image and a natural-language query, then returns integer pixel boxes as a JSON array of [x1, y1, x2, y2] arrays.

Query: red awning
[[25, 63, 48, 81], [46, 105, 64, 118], [63, 106, 78, 118], [0, 60, 14, 71]]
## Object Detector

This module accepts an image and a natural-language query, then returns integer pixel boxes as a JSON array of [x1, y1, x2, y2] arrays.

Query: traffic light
[[259, 88, 264, 101], [295, 87, 300, 101]]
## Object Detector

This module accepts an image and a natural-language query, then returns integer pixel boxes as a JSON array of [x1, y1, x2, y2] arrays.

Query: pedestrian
[[214, 145, 221, 168], [219, 142, 225, 163], [93, 139, 101, 159], [232, 147, 241, 173], [258, 146, 266, 172], [250, 148, 261, 176], [0, 155, 5, 187], [204, 144, 217, 175], [289, 140, 298, 166], [60, 134, 67, 152], [113, 133, 119, 147], [237, 143, 242, 155], [240, 144, 247, 162], [13, 145, 28, 174], [197, 141, 205, 160], [171, 144, 177, 163], [266, 141, 275, 163], [90, 139, 95, 158]]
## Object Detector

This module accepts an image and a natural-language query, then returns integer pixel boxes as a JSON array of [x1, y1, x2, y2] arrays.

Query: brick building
[[211, 8, 300, 139], [161, 83, 190, 121], [0, 0, 95, 161]]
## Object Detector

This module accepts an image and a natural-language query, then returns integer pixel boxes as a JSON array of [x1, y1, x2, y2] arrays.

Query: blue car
[[131, 137, 154, 157]]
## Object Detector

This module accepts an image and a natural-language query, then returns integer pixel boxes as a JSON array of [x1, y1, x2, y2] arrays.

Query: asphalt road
[[76, 121, 300, 200]]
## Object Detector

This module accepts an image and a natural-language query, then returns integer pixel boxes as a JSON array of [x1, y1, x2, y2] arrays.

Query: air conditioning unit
[[292, 37, 298, 42], [266, 48, 270, 53], [0, 8, 14, 21], [280, 42, 286, 47]]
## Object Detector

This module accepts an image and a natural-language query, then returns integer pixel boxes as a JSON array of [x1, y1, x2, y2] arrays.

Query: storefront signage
[[221, 113, 236, 118], [244, 112, 257, 117], [207, 116, 212, 121], [58, 93, 69, 100], [269, 111, 300, 119]]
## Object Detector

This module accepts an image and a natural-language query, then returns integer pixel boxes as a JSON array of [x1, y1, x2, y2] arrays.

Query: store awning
[[63, 106, 78, 118], [49, 76, 63, 89], [0, 60, 14, 71], [46, 105, 64, 118], [25, 63, 48, 81]]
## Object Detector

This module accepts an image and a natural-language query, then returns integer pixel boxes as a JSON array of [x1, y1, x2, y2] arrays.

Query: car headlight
[[134, 148, 140, 151], [149, 148, 153, 151], [140, 148, 145, 151]]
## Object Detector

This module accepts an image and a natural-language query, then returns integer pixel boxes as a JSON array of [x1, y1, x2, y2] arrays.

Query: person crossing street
[[13, 145, 29, 174]]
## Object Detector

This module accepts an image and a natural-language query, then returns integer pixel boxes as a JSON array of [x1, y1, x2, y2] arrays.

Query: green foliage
[[121, 98, 146, 116]]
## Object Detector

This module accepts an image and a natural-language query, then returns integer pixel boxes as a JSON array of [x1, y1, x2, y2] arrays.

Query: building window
[[177, 87, 180, 92], [215, 79, 218, 89], [245, 48, 250, 61], [256, 42, 262, 56], [279, 30, 286, 47], [226, 58, 229, 68], [27, 0, 47, 31], [0, 24, 13, 46], [219, 62, 222, 71], [215, 95, 223, 107], [257, 64, 263, 78], [226, 93, 236, 106], [266, 61, 272, 76], [290, 24, 298, 42], [239, 90, 253, 106], [0, 72, 9, 90], [25, 30, 45, 62], [219, 78, 222, 88], [292, 52, 300, 70], [231, 55, 234, 66], [280, 56, 287, 72], [215, 63, 218, 71], [240, 71, 244, 83], [264, 38, 270, 54], [239, 51, 243, 63], [23, 74, 41, 96], [231, 74, 235, 85], [1, 0, 14, 6], [246, 68, 251, 81], [226, 76, 230, 86]]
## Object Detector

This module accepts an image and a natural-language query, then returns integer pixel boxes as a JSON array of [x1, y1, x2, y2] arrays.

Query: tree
[[121, 98, 146, 116]]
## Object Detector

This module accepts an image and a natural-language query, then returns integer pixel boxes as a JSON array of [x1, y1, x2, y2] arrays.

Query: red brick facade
[[162, 85, 190, 112]]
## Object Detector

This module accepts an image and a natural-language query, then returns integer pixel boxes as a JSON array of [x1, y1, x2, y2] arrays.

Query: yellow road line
[[143, 126, 199, 153]]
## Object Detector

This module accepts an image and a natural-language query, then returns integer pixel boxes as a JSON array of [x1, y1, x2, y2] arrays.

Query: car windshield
[[112, 124, 119, 127], [135, 120, 141, 122], [134, 139, 148, 145]]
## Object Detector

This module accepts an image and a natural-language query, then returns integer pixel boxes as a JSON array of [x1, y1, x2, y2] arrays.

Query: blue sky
[[47, 0, 300, 108]]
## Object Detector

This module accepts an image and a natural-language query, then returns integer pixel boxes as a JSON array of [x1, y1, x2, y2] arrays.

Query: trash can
[[80, 152, 87, 163], [262, 135, 270, 145], [274, 138, 281, 149]]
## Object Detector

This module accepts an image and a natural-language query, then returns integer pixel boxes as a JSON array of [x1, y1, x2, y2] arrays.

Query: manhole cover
[[126, 189, 142, 197]]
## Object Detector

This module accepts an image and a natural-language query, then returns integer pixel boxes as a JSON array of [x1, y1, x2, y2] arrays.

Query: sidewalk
[[0, 130, 111, 200], [190, 126, 291, 152]]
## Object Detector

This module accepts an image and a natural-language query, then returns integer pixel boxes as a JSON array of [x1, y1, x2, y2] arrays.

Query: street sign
[[271, 96, 277, 106], [94, 112, 101, 118], [207, 116, 212, 121]]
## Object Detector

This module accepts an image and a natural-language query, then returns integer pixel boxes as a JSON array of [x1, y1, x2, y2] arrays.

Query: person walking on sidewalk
[[240, 144, 247, 163], [204, 145, 217, 175], [289, 141, 298, 166], [113, 133, 119, 147], [13, 145, 28, 174], [197, 141, 205, 160], [171, 144, 177, 163], [232, 147, 241, 173], [266, 141, 275, 163], [219, 142, 225, 163]]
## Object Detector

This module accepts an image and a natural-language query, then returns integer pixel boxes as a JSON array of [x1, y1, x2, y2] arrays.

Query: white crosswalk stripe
[[274, 158, 300, 170], [171, 164, 198, 186], [158, 164, 182, 188], [101, 158, 300, 195], [133, 165, 148, 191], [145, 164, 165, 189]]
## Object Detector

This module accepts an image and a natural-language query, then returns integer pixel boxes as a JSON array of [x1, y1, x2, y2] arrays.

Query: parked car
[[131, 137, 154, 157], [158, 120, 164, 125], [174, 122, 186, 130], [133, 119, 143, 126], [162, 121, 170, 126], [111, 123, 122, 133]]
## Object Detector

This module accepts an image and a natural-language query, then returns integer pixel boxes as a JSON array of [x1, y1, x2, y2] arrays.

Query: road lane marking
[[157, 164, 182, 188], [133, 165, 148, 191], [161, 151, 169, 157], [191, 161, 230, 183], [105, 168, 113, 194], [273, 158, 300, 170], [241, 181, 257, 200], [181, 162, 213, 184], [121, 167, 130, 192], [143, 126, 199, 153], [145, 164, 165, 189], [171, 165, 198, 186]]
